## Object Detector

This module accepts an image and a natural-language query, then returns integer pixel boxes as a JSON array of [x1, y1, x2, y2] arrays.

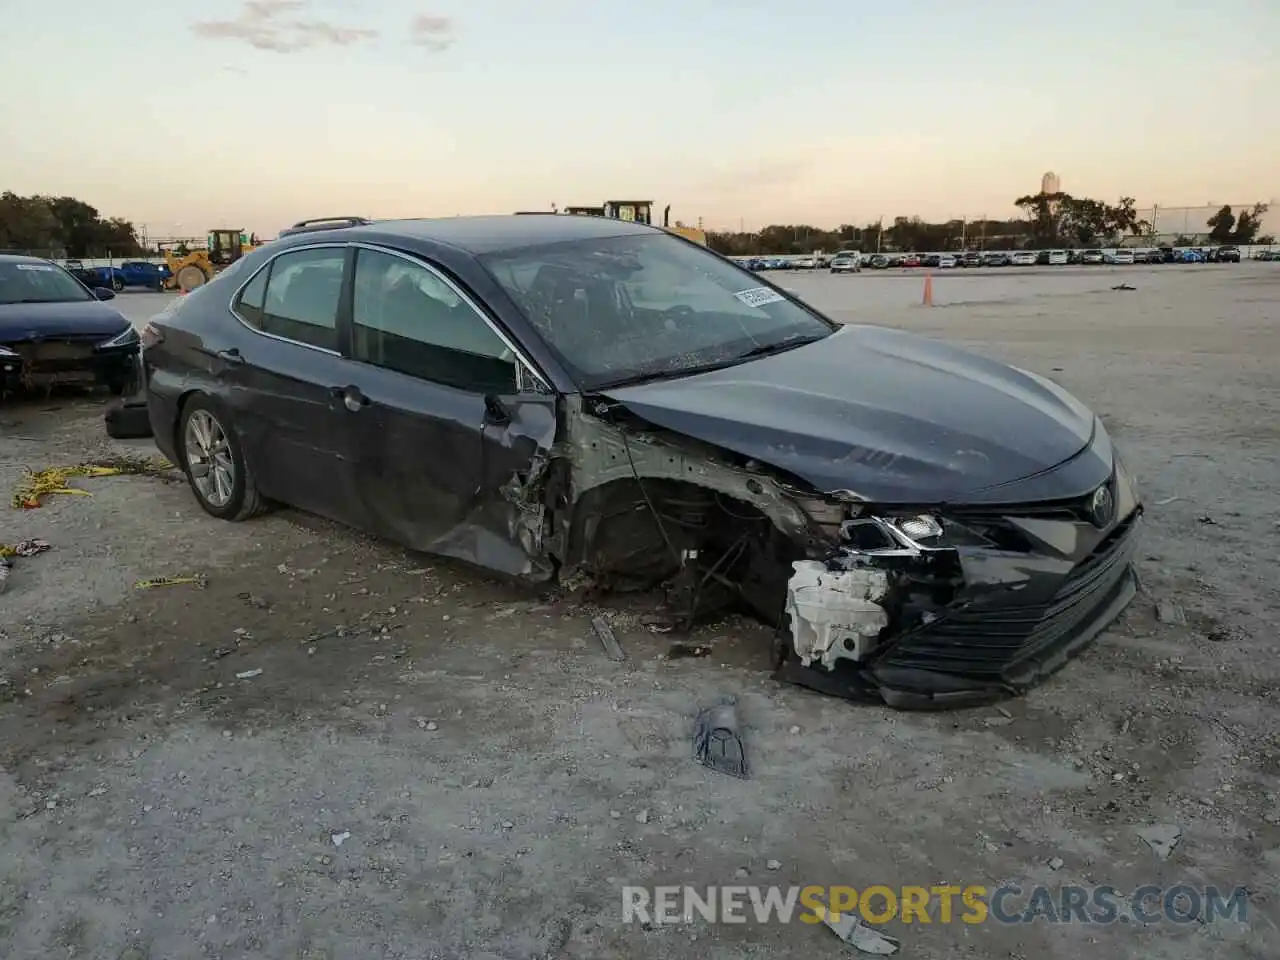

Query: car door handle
[[215, 348, 244, 364], [331, 385, 369, 412]]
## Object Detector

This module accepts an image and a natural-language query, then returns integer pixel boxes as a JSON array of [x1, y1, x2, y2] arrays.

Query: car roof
[[0, 253, 54, 265], [290, 214, 665, 256]]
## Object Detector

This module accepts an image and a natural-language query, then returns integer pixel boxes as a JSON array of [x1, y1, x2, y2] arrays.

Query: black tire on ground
[[177, 394, 271, 521], [105, 400, 154, 440]]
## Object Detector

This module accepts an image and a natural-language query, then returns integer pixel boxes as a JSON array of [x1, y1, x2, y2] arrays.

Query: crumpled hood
[[600, 324, 1099, 504], [0, 300, 130, 341]]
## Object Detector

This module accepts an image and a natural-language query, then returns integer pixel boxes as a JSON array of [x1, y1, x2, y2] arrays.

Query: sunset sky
[[4, 0, 1277, 238]]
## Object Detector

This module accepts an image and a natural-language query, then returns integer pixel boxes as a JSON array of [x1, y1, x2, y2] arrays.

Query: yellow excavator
[[161, 229, 261, 293], [520, 200, 707, 246]]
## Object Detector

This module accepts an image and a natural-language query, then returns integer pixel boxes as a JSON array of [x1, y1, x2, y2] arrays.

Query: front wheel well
[[557, 477, 803, 624]]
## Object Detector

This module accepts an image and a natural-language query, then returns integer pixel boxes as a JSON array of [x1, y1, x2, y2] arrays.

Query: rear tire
[[112, 275, 124, 292], [177, 395, 270, 521]]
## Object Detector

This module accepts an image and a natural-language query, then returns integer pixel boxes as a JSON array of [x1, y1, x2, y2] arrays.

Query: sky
[[2, 0, 1277, 238]]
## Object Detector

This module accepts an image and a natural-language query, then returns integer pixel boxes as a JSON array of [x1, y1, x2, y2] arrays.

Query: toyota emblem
[[1090, 483, 1115, 528]]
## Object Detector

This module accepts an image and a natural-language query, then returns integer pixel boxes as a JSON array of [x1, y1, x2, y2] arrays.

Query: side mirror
[[483, 394, 511, 426], [94, 287, 116, 301]]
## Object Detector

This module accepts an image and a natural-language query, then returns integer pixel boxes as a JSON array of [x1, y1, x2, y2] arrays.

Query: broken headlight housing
[[842, 513, 990, 554]]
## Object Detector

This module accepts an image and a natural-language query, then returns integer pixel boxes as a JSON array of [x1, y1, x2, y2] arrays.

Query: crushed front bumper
[[0, 338, 138, 392], [775, 459, 1144, 709]]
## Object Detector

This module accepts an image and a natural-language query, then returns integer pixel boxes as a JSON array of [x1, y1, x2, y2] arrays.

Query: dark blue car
[[0, 254, 140, 395]]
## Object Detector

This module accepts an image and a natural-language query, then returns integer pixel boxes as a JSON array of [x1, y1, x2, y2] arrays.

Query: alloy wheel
[[185, 409, 235, 507]]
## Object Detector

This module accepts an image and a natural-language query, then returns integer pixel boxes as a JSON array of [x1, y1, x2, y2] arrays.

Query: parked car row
[[741, 244, 1266, 271]]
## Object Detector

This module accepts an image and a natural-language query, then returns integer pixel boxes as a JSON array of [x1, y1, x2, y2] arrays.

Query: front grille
[[882, 512, 1140, 679], [14, 341, 96, 363]]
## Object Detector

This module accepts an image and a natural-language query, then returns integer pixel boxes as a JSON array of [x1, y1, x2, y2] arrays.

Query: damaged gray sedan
[[139, 214, 1141, 709]]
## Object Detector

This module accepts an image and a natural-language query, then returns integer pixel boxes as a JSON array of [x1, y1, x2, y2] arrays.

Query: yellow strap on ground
[[134, 575, 207, 589], [11, 457, 173, 509]]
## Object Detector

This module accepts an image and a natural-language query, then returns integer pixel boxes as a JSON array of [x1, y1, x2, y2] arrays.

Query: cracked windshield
[[482, 233, 833, 387]]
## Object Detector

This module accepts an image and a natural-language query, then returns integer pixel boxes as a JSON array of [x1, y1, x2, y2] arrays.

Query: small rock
[[767, 859, 782, 870], [635, 809, 650, 824], [1156, 601, 1186, 626], [235, 668, 263, 680], [789, 725, 801, 735], [501, 821, 514, 830], [735, 867, 750, 879], [984, 716, 1014, 727], [609, 810, 621, 820], [331, 831, 350, 847], [1047, 857, 1064, 871]]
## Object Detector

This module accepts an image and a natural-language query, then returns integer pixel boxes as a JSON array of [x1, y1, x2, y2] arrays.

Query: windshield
[[0, 261, 93, 304], [481, 234, 834, 388]]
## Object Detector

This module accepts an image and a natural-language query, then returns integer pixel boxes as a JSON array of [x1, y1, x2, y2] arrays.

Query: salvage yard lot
[[1, 264, 1277, 959]]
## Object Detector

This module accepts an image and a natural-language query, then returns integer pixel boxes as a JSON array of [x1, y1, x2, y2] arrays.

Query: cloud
[[191, 1, 377, 53], [408, 13, 454, 51]]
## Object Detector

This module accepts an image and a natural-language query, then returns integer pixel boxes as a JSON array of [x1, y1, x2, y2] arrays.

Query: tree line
[[706, 193, 1273, 256], [0, 192, 144, 257]]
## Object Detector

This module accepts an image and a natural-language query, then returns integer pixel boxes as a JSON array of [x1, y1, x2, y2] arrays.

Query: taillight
[[140, 323, 164, 348]]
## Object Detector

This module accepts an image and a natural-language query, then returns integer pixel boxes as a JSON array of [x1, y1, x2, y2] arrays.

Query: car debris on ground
[[815, 902, 902, 956], [0, 538, 52, 594], [591, 615, 626, 661], [1138, 823, 1183, 860], [134, 575, 208, 590], [693, 699, 748, 779]]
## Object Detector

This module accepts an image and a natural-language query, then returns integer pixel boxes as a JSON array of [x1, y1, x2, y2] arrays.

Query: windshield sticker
[[15, 264, 55, 272], [734, 287, 785, 308]]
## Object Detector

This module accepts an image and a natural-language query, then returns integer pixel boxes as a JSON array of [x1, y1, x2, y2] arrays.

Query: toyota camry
[[137, 214, 1142, 709]]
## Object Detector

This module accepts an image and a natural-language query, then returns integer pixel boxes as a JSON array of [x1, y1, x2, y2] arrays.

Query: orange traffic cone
[[922, 273, 934, 306]]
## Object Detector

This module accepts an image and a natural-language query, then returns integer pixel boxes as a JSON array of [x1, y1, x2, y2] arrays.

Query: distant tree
[[1230, 203, 1269, 244], [1206, 205, 1236, 244], [1255, 234, 1275, 245], [0, 192, 142, 256]]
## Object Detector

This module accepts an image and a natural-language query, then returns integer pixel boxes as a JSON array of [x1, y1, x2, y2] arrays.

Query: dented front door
[[334, 363, 556, 577]]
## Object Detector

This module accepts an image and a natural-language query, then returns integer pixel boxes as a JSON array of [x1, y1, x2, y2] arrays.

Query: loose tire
[[177, 395, 270, 521]]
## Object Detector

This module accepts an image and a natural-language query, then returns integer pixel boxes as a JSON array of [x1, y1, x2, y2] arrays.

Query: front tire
[[112, 275, 125, 292], [178, 395, 270, 521]]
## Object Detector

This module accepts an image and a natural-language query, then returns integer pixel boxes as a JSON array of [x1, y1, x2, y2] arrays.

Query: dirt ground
[[1, 264, 1277, 960]]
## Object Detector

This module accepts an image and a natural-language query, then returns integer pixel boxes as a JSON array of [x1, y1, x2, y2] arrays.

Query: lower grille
[[882, 512, 1141, 679], [13, 340, 96, 364]]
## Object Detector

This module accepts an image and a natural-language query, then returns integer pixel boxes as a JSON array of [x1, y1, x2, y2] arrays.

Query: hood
[[0, 300, 130, 341], [600, 324, 1100, 504]]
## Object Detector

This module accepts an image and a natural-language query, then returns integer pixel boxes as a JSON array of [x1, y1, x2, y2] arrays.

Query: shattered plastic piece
[[235, 669, 263, 680], [1155, 601, 1186, 625], [816, 902, 901, 955], [693, 700, 748, 779], [591, 616, 626, 661], [785, 560, 889, 669], [331, 831, 350, 847], [1138, 823, 1182, 860], [0, 539, 51, 559]]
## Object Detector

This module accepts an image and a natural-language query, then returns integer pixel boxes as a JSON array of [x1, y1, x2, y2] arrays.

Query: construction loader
[[161, 229, 260, 293], [520, 200, 707, 246]]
